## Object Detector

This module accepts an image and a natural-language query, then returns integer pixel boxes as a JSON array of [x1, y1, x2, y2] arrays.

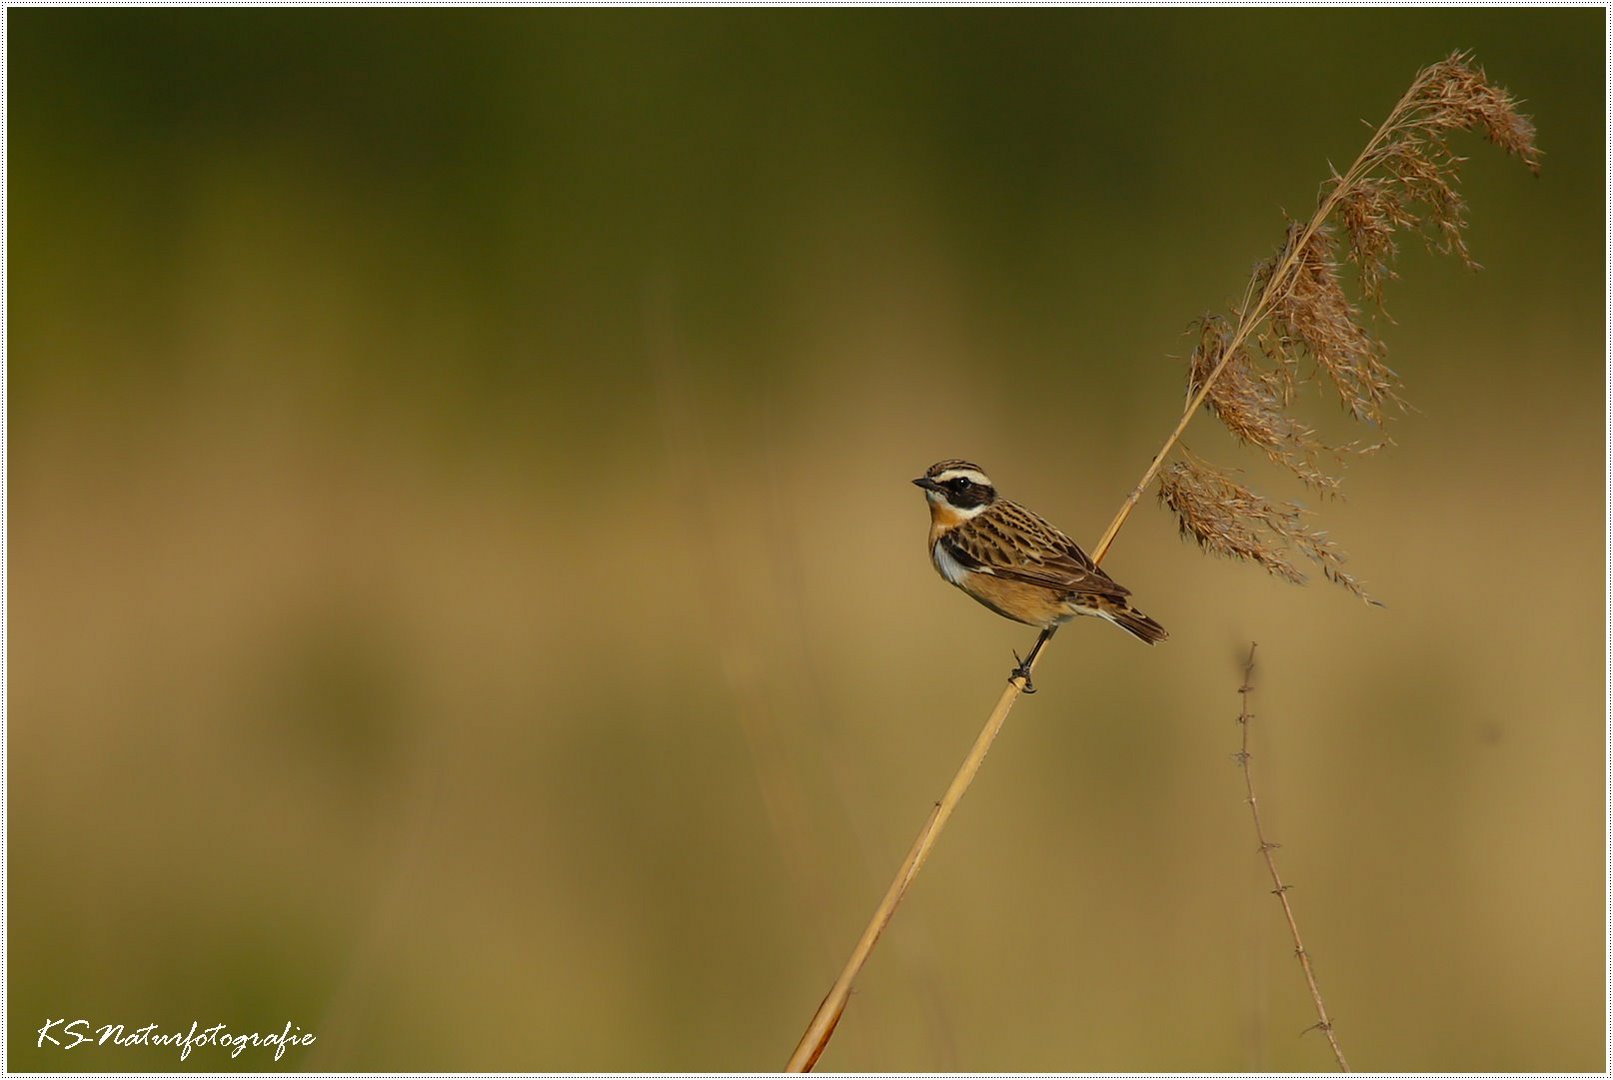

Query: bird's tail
[[1101, 599, 1168, 645]]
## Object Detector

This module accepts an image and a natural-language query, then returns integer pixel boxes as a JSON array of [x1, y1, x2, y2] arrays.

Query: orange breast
[[927, 502, 971, 545], [957, 572, 1072, 628]]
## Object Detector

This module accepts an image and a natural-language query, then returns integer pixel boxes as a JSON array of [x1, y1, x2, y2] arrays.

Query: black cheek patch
[[956, 484, 993, 509]]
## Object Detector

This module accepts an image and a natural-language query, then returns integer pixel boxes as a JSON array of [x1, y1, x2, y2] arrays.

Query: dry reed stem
[[1235, 644, 1349, 1071], [653, 297, 963, 1064], [786, 53, 1531, 1071], [785, 662, 1038, 1070]]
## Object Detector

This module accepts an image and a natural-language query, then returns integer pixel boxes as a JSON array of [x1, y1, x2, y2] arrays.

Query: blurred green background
[[9, 8, 1604, 1071]]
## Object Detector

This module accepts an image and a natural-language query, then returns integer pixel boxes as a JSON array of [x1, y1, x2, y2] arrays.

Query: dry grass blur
[[8, 9, 1605, 1073]]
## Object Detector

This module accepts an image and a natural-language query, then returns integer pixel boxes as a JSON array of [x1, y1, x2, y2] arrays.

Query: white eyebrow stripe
[[933, 468, 992, 487]]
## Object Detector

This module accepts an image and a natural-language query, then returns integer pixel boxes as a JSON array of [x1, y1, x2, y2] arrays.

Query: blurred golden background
[[10, 9, 1604, 1071]]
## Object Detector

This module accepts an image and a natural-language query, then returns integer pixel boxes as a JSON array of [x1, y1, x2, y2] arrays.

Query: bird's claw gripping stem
[[1010, 652, 1037, 694]]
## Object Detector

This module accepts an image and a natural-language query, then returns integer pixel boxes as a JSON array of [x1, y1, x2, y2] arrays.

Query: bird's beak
[[912, 476, 942, 492]]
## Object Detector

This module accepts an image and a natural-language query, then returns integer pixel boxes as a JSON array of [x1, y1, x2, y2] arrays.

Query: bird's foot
[[1010, 652, 1037, 694]]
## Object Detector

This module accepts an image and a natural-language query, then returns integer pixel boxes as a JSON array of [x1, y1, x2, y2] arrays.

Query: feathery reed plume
[[1235, 644, 1348, 1071], [1186, 312, 1342, 494], [786, 53, 1534, 1071], [1157, 51, 1538, 598], [1159, 450, 1376, 602]]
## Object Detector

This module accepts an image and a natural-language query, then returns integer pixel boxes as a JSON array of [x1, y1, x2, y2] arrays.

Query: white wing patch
[[933, 540, 979, 586]]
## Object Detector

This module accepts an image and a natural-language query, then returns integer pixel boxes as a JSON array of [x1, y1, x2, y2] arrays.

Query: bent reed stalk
[[786, 52, 1536, 1071]]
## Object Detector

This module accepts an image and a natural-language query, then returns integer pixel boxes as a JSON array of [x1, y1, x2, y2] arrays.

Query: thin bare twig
[[1236, 643, 1349, 1071]]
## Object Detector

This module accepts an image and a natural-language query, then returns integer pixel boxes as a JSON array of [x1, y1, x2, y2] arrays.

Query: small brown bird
[[913, 459, 1166, 689]]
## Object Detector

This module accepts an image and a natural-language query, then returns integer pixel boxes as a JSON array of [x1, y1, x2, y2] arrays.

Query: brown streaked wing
[[947, 500, 1130, 600]]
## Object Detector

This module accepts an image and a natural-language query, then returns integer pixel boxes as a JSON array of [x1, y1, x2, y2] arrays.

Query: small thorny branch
[[1237, 644, 1349, 1071]]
